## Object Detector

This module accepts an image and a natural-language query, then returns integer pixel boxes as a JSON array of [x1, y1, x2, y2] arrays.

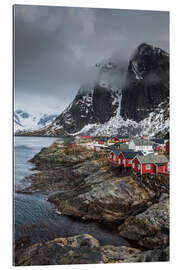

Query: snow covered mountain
[[17, 43, 169, 138], [14, 110, 58, 133]]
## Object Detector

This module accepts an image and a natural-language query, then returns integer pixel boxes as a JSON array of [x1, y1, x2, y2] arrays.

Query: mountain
[[14, 110, 58, 133], [54, 83, 122, 134], [120, 43, 169, 122], [17, 43, 169, 138]]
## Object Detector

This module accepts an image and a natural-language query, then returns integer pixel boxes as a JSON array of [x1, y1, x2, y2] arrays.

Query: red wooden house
[[132, 154, 168, 175], [108, 137, 120, 144], [108, 150, 121, 166], [118, 137, 130, 143], [119, 151, 143, 168], [79, 135, 92, 139], [165, 140, 169, 153], [154, 145, 162, 152], [108, 150, 143, 168], [97, 140, 106, 145]]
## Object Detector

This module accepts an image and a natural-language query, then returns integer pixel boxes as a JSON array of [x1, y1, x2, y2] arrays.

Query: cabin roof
[[112, 149, 143, 158], [154, 163, 166, 166], [151, 139, 164, 145], [96, 136, 108, 141], [116, 136, 129, 139], [111, 149, 131, 156], [135, 154, 168, 164], [122, 151, 143, 159]]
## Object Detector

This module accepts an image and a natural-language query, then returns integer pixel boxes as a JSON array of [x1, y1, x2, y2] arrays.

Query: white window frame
[[123, 159, 126, 164], [132, 163, 135, 168], [128, 160, 132, 164], [146, 164, 151, 170], [138, 164, 140, 170]]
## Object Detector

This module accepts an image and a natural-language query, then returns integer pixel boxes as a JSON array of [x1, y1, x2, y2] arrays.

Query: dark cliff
[[54, 83, 121, 134], [120, 43, 169, 122]]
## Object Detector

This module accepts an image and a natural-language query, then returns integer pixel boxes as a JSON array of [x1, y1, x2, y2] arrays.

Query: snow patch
[[14, 110, 58, 133]]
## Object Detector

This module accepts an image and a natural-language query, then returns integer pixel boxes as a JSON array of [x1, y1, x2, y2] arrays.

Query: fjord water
[[14, 136, 129, 246]]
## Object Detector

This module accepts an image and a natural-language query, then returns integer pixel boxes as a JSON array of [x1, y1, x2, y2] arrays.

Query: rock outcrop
[[16, 141, 169, 265], [21, 142, 155, 222], [118, 197, 169, 249], [15, 234, 169, 265]]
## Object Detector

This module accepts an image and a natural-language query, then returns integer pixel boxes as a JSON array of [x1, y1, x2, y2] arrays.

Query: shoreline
[[14, 138, 169, 265], [14, 134, 72, 139]]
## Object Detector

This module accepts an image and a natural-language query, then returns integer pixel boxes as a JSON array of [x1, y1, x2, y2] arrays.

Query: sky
[[14, 5, 169, 114]]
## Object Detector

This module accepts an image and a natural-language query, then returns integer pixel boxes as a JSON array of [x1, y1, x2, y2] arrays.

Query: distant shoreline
[[14, 134, 73, 139]]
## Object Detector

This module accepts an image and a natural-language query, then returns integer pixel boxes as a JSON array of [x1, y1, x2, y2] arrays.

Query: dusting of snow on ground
[[70, 100, 169, 137]]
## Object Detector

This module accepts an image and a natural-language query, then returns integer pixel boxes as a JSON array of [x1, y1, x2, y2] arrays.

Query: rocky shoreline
[[15, 140, 169, 265]]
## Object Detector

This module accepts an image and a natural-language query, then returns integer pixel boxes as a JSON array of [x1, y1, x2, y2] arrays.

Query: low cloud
[[14, 5, 169, 114]]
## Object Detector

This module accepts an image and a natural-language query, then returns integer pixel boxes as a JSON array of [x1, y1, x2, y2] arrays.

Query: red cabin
[[166, 141, 169, 153], [98, 140, 106, 145], [67, 143, 77, 149], [108, 137, 120, 144], [108, 150, 121, 167], [132, 154, 168, 175], [132, 157, 155, 174], [108, 150, 143, 168], [154, 145, 162, 152], [119, 151, 143, 168], [79, 135, 92, 139], [155, 163, 168, 174], [119, 138, 130, 143]]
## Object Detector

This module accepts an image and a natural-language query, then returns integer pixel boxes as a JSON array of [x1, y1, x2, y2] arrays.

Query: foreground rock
[[118, 197, 169, 249], [15, 234, 169, 265], [22, 142, 155, 222], [19, 141, 169, 260], [48, 170, 154, 222]]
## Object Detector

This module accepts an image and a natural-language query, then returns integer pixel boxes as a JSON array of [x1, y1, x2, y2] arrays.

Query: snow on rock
[[71, 100, 169, 138], [14, 110, 58, 133]]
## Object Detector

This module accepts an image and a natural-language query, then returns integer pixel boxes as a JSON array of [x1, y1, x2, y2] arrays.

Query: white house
[[129, 139, 154, 152]]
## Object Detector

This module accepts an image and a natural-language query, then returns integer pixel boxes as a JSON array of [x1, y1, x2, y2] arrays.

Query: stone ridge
[[120, 43, 169, 122]]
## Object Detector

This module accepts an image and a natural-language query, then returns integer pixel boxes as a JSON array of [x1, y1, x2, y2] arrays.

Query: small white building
[[129, 139, 154, 152]]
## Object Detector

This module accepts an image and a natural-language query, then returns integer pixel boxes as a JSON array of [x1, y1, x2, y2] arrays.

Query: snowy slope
[[14, 110, 58, 133], [70, 100, 169, 138], [51, 60, 124, 134]]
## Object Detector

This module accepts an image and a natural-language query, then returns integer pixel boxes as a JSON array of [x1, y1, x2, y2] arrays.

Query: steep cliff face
[[54, 83, 121, 134], [120, 43, 169, 122]]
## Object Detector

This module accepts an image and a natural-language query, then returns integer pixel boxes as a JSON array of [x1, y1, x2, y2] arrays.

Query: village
[[14, 133, 170, 265], [67, 134, 170, 176]]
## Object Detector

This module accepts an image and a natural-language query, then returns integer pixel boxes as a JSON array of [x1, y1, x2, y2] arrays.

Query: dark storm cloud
[[14, 5, 169, 113]]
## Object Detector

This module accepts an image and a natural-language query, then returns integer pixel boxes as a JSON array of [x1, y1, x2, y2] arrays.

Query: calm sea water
[[14, 136, 129, 246]]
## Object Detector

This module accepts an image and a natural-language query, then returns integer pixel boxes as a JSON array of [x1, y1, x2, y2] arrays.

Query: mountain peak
[[120, 43, 169, 122], [128, 43, 169, 81], [131, 43, 168, 59]]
